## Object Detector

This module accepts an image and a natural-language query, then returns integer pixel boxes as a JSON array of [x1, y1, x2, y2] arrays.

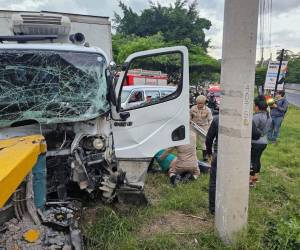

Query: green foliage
[[84, 207, 134, 250], [188, 44, 221, 84], [286, 57, 300, 83], [112, 33, 220, 84], [254, 57, 300, 86], [274, 50, 300, 83], [113, 1, 140, 35], [112, 1, 220, 84], [112, 33, 165, 64], [263, 217, 300, 250], [138, 235, 180, 250], [255, 66, 267, 86], [114, 0, 211, 50], [158, 176, 209, 214]]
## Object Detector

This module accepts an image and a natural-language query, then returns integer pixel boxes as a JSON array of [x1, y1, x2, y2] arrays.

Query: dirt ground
[[139, 211, 213, 238]]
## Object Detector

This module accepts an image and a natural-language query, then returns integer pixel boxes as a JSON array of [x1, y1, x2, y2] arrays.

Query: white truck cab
[[0, 11, 189, 205]]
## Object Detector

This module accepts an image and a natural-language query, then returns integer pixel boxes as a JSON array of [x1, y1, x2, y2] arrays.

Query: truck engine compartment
[[0, 119, 128, 249], [43, 121, 122, 202]]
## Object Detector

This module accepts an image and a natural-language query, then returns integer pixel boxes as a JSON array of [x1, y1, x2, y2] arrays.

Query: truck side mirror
[[105, 68, 117, 106], [120, 111, 130, 121], [109, 61, 117, 71]]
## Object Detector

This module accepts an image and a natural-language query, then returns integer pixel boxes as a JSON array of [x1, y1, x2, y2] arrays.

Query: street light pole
[[216, 0, 259, 243]]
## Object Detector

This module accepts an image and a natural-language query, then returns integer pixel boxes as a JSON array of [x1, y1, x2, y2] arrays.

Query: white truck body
[[0, 11, 189, 204]]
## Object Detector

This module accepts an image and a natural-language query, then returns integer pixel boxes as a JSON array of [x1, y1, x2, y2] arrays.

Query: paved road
[[286, 92, 300, 108]]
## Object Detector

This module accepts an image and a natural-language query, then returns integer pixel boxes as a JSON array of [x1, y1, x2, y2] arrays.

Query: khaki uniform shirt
[[190, 105, 213, 131], [175, 130, 198, 171]]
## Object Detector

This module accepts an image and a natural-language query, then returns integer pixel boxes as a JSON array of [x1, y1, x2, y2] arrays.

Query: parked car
[[121, 85, 176, 109]]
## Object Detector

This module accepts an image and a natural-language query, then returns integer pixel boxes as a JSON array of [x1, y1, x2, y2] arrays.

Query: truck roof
[[0, 10, 110, 21], [0, 10, 112, 60], [0, 43, 109, 62]]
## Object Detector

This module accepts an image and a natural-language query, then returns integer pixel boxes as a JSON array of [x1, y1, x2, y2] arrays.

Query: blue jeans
[[268, 116, 284, 142]]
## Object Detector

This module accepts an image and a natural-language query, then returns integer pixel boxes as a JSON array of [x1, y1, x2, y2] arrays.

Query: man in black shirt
[[206, 116, 261, 214]]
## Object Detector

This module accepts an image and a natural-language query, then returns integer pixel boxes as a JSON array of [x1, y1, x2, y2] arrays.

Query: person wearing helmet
[[207, 92, 218, 112], [190, 95, 213, 161]]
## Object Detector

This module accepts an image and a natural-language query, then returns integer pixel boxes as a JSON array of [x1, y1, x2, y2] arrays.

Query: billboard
[[264, 61, 288, 90]]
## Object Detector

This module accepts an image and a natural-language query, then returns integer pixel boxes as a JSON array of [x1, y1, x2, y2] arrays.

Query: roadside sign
[[264, 61, 288, 90]]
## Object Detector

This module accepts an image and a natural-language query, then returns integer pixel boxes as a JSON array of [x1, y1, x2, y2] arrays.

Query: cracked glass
[[0, 50, 109, 128]]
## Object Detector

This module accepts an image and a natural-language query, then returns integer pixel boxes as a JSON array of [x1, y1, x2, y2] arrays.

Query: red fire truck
[[123, 69, 168, 86]]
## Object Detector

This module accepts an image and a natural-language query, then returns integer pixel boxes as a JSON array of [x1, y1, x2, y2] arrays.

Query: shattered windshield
[[0, 50, 109, 128]]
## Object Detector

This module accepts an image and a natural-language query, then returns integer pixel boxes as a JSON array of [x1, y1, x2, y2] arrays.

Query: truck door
[[112, 46, 189, 158]]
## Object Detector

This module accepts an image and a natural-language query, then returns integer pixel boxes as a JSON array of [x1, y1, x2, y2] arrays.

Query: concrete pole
[[216, 0, 259, 243]]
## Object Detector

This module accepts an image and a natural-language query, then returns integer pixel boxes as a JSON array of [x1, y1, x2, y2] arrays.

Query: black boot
[[181, 172, 193, 183], [170, 175, 180, 187], [202, 150, 208, 161]]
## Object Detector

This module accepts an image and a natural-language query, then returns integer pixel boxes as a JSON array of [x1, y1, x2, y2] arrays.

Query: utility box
[[0, 10, 112, 60]]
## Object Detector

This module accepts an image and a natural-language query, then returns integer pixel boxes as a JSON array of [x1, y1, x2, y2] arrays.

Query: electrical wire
[[258, 0, 272, 64]]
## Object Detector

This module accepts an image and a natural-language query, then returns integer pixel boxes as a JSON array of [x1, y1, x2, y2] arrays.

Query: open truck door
[[111, 47, 190, 203], [112, 46, 190, 159]]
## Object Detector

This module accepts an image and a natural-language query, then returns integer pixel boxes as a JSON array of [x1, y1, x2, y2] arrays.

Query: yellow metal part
[[13, 244, 20, 250], [0, 135, 46, 208], [23, 229, 41, 243]]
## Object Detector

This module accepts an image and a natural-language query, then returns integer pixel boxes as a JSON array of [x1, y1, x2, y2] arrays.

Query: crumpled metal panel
[[0, 50, 109, 128]]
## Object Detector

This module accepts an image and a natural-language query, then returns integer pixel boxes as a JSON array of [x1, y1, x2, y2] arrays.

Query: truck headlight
[[93, 138, 105, 150]]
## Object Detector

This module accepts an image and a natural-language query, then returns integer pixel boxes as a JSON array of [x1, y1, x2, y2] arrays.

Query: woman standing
[[250, 95, 271, 186]]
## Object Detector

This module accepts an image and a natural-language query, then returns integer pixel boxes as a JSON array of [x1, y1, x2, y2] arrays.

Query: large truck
[[0, 10, 189, 248]]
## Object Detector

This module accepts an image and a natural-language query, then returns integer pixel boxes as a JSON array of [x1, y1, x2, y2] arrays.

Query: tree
[[112, 33, 220, 84], [187, 42, 220, 84], [276, 49, 298, 61], [255, 66, 267, 91], [113, 1, 139, 35], [112, 1, 220, 84], [274, 50, 300, 83], [113, 0, 211, 51], [286, 58, 300, 83], [112, 33, 165, 64]]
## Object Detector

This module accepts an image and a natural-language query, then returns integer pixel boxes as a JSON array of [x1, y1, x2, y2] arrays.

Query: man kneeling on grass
[[158, 129, 200, 186]]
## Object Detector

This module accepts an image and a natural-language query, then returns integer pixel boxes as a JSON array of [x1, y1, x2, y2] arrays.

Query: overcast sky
[[0, 0, 299, 60]]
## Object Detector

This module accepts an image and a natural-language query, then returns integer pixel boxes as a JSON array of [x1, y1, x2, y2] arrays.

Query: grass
[[83, 105, 300, 250]]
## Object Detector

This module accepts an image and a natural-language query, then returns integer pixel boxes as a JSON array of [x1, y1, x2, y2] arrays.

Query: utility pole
[[274, 49, 285, 96], [216, 0, 259, 243]]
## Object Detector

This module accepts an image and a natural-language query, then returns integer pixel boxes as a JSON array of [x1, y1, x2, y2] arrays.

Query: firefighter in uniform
[[159, 129, 200, 186], [190, 95, 213, 161]]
